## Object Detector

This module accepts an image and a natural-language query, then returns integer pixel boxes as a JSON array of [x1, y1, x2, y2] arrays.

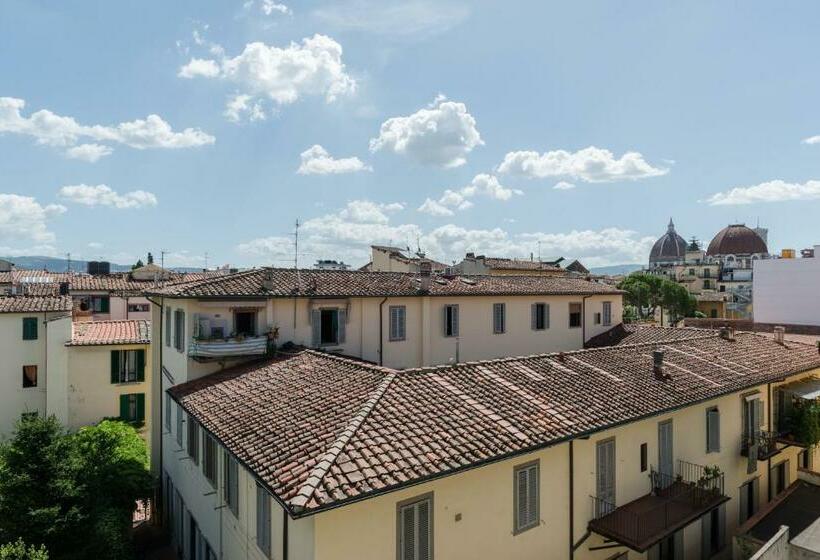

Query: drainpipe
[[569, 440, 575, 560], [378, 297, 388, 365], [282, 509, 289, 560], [146, 295, 164, 525], [767, 382, 772, 501]]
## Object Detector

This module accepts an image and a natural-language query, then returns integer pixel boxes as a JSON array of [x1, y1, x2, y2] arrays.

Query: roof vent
[[719, 326, 735, 341], [773, 326, 785, 345]]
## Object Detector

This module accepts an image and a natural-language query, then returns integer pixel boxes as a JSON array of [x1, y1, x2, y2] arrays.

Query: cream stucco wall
[[0, 312, 70, 435]]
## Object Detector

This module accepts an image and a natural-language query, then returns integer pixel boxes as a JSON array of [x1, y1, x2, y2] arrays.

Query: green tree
[[131, 259, 144, 270], [618, 272, 697, 324], [0, 540, 49, 560], [146, 252, 154, 265], [660, 280, 697, 324]]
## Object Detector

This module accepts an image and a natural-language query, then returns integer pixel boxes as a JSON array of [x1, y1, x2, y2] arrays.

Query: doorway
[[234, 311, 256, 336]]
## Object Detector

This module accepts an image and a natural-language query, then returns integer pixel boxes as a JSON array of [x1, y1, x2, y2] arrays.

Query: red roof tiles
[[169, 329, 820, 516], [0, 296, 73, 313], [68, 320, 151, 346]]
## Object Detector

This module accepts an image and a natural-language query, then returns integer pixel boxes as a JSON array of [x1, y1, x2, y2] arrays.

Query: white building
[[754, 245, 820, 327]]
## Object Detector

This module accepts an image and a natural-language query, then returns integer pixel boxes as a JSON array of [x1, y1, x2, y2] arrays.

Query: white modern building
[[754, 245, 820, 327]]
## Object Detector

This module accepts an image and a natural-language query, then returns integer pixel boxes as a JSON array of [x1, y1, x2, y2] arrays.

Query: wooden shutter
[[22, 317, 38, 340], [136, 393, 145, 422], [337, 309, 346, 344], [451, 305, 458, 337], [739, 482, 748, 524], [752, 477, 760, 516], [110, 351, 120, 384], [100, 297, 110, 313], [179, 311, 185, 352], [544, 304, 550, 329], [311, 310, 321, 346], [531, 304, 538, 330], [516, 468, 528, 529], [707, 408, 720, 452], [400, 503, 416, 560], [596, 440, 615, 515], [417, 499, 430, 560], [119, 394, 129, 420], [399, 307, 406, 340], [136, 349, 145, 382]]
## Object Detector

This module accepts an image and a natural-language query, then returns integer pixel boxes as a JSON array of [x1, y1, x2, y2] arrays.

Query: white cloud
[[88, 242, 103, 249], [338, 200, 403, 223], [58, 184, 158, 209], [297, 144, 372, 175], [0, 194, 66, 244], [553, 181, 576, 190], [261, 0, 291, 15], [224, 94, 267, 123], [65, 143, 113, 163], [312, 1, 469, 38], [237, 199, 651, 267], [178, 35, 356, 121], [705, 179, 820, 206], [417, 174, 521, 216], [0, 97, 214, 158], [802, 135, 820, 145], [369, 95, 483, 168], [497, 146, 668, 183]]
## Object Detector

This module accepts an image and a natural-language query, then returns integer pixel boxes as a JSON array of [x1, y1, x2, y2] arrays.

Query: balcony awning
[[781, 377, 820, 400]]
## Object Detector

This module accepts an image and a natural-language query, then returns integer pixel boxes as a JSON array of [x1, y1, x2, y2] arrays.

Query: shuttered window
[[22, 317, 38, 340], [596, 439, 616, 517], [603, 301, 612, 326], [174, 309, 185, 353], [569, 303, 582, 328], [492, 303, 505, 334], [514, 461, 539, 534], [224, 451, 239, 517], [164, 393, 172, 430], [443, 305, 459, 337], [187, 415, 200, 465], [202, 433, 217, 487], [706, 407, 720, 453], [110, 349, 145, 383], [312, 308, 345, 346], [165, 306, 172, 347], [531, 303, 549, 330], [389, 306, 407, 341], [397, 494, 433, 560], [119, 393, 145, 423], [256, 483, 272, 558]]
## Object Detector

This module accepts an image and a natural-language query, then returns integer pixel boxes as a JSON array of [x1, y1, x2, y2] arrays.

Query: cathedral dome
[[706, 224, 768, 256], [649, 218, 687, 264]]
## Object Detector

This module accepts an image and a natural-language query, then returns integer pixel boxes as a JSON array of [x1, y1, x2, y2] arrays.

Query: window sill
[[388, 338, 406, 342], [513, 521, 540, 536]]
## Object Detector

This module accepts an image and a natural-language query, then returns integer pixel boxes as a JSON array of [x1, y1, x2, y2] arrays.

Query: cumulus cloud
[[224, 94, 267, 123], [237, 199, 653, 267], [369, 95, 483, 168], [497, 146, 668, 183], [705, 179, 820, 206], [58, 184, 158, 209], [0, 194, 66, 244], [312, 0, 469, 38], [0, 97, 214, 159], [297, 144, 371, 175], [178, 34, 356, 121], [553, 181, 576, 190], [802, 135, 820, 145], [417, 174, 521, 216]]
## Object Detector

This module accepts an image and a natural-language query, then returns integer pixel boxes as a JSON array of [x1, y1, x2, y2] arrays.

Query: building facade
[[753, 245, 820, 327]]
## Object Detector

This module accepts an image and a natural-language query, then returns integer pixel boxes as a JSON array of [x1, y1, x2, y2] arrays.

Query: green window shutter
[[100, 297, 110, 313], [119, 394, 129, 420], [22, 317, 38, 340], [110, 351, 120, 384], [136, 394, 145, 422], [136, 349, 145, 382]]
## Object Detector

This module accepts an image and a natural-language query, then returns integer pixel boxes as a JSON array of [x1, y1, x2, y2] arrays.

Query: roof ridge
[[289, 368, 398, 512]]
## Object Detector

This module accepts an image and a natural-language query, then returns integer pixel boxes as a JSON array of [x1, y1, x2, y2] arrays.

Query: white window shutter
[[517, 469, 528, 528], [311, 310, 321, 346], [337, 309, 346, 344]]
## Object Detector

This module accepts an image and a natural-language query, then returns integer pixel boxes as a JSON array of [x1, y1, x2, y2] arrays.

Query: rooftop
[[169, 329, 820, 517], [0, 295, 73, 313], [480, 257, 562, 271], [68, 319, 151, 346], [149, 267, 621, 298]]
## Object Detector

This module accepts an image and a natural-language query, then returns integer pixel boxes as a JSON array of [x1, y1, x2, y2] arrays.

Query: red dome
[[706, 224, 768, 256]]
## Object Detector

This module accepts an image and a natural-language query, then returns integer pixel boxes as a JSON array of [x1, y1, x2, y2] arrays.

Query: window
[[110, 349, 145, 383], [703, 280, 711, 290], [22, 317, 38, 340], [187, 415, 200, 465], [224, 451, 239, 517], [256, 483, 272, 558], [311, 308, 346, 346], [594, 312, 601, 325], [119, 393, 145, 423], [603, 301, 612, 326], [127, 303, 150, 313], [492, 303, 505, 334], [235, 311, 256, 336], [640, 443, 648, 472], [397, 494, 433, 560], [710, 309, 718, 319], [174, 309, 185, 352], [80, 296, 110, 313], [514, 461, 539, 533], [390, 306, 407, 341], [569, 303, 582, 328], [444, 304, 459, 337], [22, 365, 38, 388], [702, 504, 726, 557], [704, 269, 711, 278], [689, 268, 696, 275], [164, 393, 172, 430], [531, 303, 549, 331], [739, 478, 759, 524], [176, 404, 183, 446], [706, 407, 720, 453], [165, 306, 172, 347], [771, 460, 789, 497], [203, 433, 217, 487]]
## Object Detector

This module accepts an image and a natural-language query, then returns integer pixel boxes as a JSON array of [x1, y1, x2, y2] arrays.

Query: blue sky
[[2, 1, 820, 269]]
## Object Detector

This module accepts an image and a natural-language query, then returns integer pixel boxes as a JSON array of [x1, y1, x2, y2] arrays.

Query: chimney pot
[[653, 349, 668, 378], [773, 326, 785, 345]]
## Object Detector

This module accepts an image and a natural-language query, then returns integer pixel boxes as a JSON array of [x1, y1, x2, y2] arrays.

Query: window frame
[[513, 459, 540, 535], [187, 415, 200, 465], [532, 303, 549, 331], [224, 450, 240, 517], [319, 308, 340, 346], [202, 432, 217, 488], [176, 404, 183, 446], [22, 317, 38, 340], [174, 309, 185, 353], [443, 304, 459, 337], [492, 303, 506, 334], [396, 492, 434, 560], [569, 302, 582, 329], [164, 393, 172, 431], [389, 305, 407, 342], [706, 407, 721, 453], [22, 365, 38, 388]]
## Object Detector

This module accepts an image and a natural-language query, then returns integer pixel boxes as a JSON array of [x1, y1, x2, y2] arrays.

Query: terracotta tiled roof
[[1, 269, 223, 296], [68, 319, 151, 346], [482, 257, 562, 271], [169, 330, 820, 516], [0, 296, 73, 313], [585, 324, 714, 348], [149, 268, 622, 298]]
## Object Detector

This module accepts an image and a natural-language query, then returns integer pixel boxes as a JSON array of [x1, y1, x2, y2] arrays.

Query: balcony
[[588, 460, 728, 552], [188, 334, 269, 359], [741, 431, 781, 461]]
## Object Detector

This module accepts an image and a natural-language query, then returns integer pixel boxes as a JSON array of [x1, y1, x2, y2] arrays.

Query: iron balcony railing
[[741, 431, 781, 461], [589, 460, 726, 551]]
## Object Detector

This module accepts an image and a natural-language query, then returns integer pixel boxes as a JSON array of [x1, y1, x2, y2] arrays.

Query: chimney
[[419, 259, 432, 292], [773, 326, 785, 345], [719, 326, 735, 341], [58, 282, 69, 296], [262, 268, 275, 291], [653, 349, 666, 378]]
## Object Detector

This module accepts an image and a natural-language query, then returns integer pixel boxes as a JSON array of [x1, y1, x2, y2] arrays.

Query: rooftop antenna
[[537, 240, 542, 263], [66, 252, 71, 273]]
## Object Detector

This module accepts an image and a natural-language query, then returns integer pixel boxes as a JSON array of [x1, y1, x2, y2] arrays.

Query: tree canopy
[[618, 272, 697, 323]]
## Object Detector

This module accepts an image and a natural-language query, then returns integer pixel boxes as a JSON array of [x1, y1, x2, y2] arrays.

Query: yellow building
[[160, 326, 820, 560]]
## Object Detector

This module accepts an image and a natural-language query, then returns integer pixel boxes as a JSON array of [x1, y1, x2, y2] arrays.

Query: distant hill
[[0, 255, 203, 273], [588, 264, 643, 276]]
